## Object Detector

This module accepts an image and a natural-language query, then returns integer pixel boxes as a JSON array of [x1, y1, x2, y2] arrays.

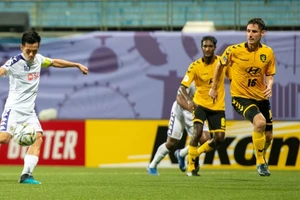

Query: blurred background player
[[180, 36, 231, 176], [147, 82, 210, 176], [0, 30, 88, 184], [209, 18, 275, 177]]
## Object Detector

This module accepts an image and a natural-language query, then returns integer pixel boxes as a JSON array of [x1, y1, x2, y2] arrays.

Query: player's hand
[[209, 88, 218, 104], [78, 64, 88, 75], [263, 85, 272, 98], [187, 100, 197, 112]]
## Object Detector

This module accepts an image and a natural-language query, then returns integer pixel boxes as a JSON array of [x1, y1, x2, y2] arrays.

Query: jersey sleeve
[[2, 57, 19, 76], [181, 62, 196, 88], [220, 46, 233, 66], [38, 54, 53, 68], [265, 50, 276, 76]]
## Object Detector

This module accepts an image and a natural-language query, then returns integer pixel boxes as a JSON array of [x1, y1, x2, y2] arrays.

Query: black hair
[[247, 18, 266, 31], [21, 30, 41, 45], [201, 36, 217, 47]]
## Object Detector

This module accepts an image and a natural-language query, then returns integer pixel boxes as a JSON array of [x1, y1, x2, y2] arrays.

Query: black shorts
[[231, 97, 273, 131], [193, 105, 225, 133]]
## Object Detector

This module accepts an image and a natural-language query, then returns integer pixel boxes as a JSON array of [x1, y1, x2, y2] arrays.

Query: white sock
[[21, 155, 39, 176], [149, 143, 169, 168], [179, 146, 189, 157]]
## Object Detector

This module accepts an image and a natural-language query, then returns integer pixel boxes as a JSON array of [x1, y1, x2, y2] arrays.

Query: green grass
[[0, 166, 299, 200]]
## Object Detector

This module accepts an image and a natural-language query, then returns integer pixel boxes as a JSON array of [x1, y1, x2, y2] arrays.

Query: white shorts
[[167, 102, 209, 140], [0, 109, 43, 135]]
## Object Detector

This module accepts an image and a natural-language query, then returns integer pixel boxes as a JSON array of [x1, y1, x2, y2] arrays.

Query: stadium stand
[[0, 0, 299, 31]]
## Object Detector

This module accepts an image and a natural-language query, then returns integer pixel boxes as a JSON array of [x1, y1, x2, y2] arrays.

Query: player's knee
[[253, 117, 266, 131], [166, 137, 179, 150], [32, 136, 43, 148], [215, 133, 225, 145], [0, 132, 12, 144]]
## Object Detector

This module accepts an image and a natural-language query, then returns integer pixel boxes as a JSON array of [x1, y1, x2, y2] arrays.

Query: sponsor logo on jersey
[[27, 72, 40, 81], [245, 66, 261, 76]]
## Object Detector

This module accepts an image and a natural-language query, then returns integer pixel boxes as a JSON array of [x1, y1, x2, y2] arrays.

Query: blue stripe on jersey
[[0, 109, 11, 131], [8, 54, 25, 67]]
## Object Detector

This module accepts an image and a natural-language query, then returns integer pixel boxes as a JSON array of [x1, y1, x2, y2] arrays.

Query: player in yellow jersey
[[209, 18, 275, 176], [180, 36, 231, 176]]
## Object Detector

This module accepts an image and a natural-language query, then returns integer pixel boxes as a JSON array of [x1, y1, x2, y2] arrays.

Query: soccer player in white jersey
[[147, 83, 210, 175], [0, 30, 88, 184]]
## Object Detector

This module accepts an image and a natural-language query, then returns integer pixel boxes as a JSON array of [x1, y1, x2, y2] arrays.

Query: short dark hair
[[247, 18, 266, 31], [201, 36, 217, 47], [21, 30, 41, 45]]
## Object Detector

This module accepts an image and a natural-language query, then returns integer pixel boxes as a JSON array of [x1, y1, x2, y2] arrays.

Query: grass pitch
[[0, 166, 299, 200]]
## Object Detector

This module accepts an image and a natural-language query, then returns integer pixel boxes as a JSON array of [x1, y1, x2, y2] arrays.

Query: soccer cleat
[[194, 156, 200, 173], [174, 149, 186, 172], [19, 174, 41, 184], [147, 165, 159, 176], [256, 164, 271, 177], [186, 170, 200, 177]]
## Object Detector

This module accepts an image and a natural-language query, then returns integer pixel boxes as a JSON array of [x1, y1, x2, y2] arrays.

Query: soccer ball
[[13, 124, 36, 146]]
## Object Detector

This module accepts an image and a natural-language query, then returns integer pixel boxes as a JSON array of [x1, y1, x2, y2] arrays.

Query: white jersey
[[167, 83, 209, 140], [2, 53, 52, 113]]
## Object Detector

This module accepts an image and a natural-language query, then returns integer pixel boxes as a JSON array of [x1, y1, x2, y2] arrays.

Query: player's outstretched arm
[[51, 59, 88, 75]]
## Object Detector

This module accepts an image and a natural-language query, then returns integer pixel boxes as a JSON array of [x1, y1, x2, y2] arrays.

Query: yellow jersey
[[220, 42, 276, 100], [181, 56, 228, 111]]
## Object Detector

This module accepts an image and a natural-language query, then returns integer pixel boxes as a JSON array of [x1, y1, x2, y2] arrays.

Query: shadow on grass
[[0, 179, 18, 183]]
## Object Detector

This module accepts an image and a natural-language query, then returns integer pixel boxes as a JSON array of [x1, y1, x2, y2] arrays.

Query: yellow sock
[[252, 131, 266, 164], [197, 141, 213, 156], [187, 146, 198, 172]]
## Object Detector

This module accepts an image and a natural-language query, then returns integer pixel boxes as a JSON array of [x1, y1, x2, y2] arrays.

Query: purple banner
[[0, 31, 299, 120]]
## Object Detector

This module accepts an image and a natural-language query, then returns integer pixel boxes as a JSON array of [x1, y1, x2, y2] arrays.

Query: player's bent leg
[[187, 123, 203, 176], [0, 132, 12, 144], [193, 131, 211, 173], [252, 114, 271, 176], [200, 131, 211, 145], [19, 131, 43, 184], [26, 131, 43, 155]]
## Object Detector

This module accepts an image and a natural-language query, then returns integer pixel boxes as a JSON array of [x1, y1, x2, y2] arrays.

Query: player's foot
[[194, 156, 200, 173], [19, 174, 41, 184], [174, 149, 186, 172], [186, 170, 200, 177], [147, 165, 159, 176], [256, 163, 271, 177]]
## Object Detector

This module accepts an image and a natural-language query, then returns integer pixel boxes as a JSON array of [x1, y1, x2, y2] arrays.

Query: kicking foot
[[19, 174, 41, 184]]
